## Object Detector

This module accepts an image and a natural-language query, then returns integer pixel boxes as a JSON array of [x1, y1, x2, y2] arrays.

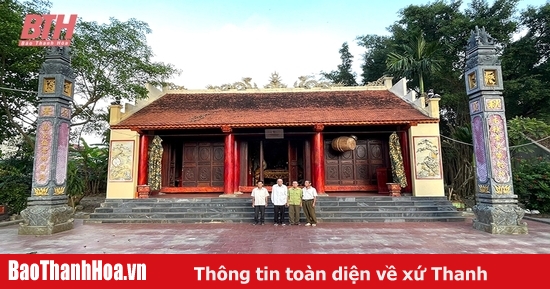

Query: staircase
[[84, 196, 465, 224]]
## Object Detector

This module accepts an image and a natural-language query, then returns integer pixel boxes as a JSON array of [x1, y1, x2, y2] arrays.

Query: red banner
[[1, 254, 546, 288]]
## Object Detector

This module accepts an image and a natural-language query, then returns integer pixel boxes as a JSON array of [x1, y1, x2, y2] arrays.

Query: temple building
[[105, 74, 444, 199]]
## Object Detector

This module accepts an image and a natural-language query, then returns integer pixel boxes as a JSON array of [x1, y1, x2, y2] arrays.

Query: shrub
[[513, 157, 550, 213]]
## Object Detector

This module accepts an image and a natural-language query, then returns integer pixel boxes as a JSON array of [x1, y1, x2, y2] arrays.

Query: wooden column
[[234, 139, 240, 192], [222, 126, 234, 194], [137, 133, 150, 198], [304, 140, 312, 183], [312, 124, 325, 194], [138, 133, 149, 185], [400, 127, 413, 194], [259, 140, 264, 182]]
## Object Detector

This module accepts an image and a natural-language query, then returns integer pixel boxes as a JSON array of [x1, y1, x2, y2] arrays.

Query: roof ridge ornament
[[293, 75, 334, 89], [365, 76, 386, 87], [206, 77, 258, 91], [264, 72, 287, 88]]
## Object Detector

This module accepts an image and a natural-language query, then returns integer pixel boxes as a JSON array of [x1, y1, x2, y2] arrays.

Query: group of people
[[251, 179, 318, 226]]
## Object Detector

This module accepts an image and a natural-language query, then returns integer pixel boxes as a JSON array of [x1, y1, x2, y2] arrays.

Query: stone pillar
[[137, 133, 150, 198], [19, 47, 75, 235], [312, 124, 325, 194], [222, 126, 235, 194], [464, 26, 527, 234]]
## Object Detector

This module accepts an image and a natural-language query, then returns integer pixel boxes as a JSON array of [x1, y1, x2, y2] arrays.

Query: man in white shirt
[[302, 180, 318, 226], [251, 181, 269, 225], [271, 178, 288, 226]]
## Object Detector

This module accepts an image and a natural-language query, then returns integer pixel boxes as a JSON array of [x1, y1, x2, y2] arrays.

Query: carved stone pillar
[[19, 47, 75, 235], [464, 26, 527, 234]]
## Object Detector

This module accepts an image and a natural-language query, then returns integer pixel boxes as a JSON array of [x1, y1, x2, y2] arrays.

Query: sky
[[48, 0, 546, 90]]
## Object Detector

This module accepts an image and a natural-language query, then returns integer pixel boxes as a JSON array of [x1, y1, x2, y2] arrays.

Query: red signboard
[[19, 14, 77, 47]]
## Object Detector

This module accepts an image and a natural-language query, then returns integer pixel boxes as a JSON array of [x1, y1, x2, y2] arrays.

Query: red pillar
[[399, 128, 413, 194], [223, 126, 234, 194], [234, 139, 240, 193], [137, 133, 150, 198], [138, 134, 149, 185], [312, 124, 325, 194]]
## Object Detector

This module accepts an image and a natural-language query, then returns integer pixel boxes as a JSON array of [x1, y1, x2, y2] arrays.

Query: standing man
[[302, 180, 318, 227], [287, 181, 303, 225], [251, 181, 269, 225], [271, 178, 288, 226]]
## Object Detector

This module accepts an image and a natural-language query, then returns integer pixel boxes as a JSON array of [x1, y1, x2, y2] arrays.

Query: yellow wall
[[408, 123, 445, 197], [106, 129, 139, 199]]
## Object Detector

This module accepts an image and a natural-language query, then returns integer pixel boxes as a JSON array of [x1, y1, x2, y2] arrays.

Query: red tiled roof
[[112, 89, 437, 130]]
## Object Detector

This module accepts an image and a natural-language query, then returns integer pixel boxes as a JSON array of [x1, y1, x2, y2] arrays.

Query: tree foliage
[[70, 18, 181, 140], [320, 42, 358, 86], [0, 0, 51, 149], [386, 32, 443, 94], [355, 0, 528, 200]]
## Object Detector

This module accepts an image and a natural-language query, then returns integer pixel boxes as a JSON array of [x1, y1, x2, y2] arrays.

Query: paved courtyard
[[1, 215, 550, 254]]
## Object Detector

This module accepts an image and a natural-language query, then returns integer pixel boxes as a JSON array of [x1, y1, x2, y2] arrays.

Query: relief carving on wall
[[488, 114, 511, 184], [472, 116, 488, 183], [109, 140, 134, 182], [34, 121, 53, 185], [413, 136, 442, 179]]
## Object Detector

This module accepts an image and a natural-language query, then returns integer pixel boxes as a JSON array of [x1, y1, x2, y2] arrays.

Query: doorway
[[248, 140, 304, 186]]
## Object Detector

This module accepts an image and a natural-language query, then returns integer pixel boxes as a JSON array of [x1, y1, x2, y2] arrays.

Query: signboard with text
[[19, 14, 77, 47]]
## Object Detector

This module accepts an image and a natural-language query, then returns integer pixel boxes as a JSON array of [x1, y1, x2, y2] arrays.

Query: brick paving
[[1, 215, 550, 254]]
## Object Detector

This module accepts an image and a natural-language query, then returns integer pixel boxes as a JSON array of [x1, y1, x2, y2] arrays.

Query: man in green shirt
[[287, 181, 303, 225]]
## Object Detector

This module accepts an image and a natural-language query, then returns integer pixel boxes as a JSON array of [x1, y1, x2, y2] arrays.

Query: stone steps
[[85, 196, 466, 224]]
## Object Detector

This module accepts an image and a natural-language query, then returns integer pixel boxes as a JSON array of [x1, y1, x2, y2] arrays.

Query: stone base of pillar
[[137, 185, 150, 199], [18, 196, 74, 235], [472, 194, 528, 235]]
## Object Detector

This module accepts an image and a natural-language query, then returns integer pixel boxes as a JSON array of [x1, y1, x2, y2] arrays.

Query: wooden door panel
[[180, 141, 225, 187], [324, 138, 388, 185]]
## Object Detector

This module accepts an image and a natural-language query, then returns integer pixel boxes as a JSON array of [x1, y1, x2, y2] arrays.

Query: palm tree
[[386, 32, 442, 95]]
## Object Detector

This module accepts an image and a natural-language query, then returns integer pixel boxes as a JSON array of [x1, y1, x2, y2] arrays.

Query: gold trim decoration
[[484, 70, 497, 86], [39, 105, 55, 117], [34, 187, 49, 196], [478, 184, 490, 193], [43, 78, 56, 93], [470, 100, 481, 113], [485, 98, 502, 110], [493, 184, 511, 194], [389, 132, 407, 188], [54, 186, 65, 195], [63, 80, 72, 97], [468, 72, 477, 89]]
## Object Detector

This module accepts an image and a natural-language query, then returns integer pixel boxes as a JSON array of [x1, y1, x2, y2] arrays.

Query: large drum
[[331, 135, 357, 152]]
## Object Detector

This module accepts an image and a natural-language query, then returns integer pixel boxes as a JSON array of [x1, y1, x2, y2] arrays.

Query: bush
[[0, 150, 33, 214], [513, 157, 550, 213]]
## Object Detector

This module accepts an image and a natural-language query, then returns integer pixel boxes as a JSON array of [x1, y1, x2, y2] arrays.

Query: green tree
[[502, 3, 550, 122], [355, 35, 393, 84], [320, 42, 358, 86], [386, 32, 443, 95], [70, 17, 181, 141], [0, 0, 51, 149]]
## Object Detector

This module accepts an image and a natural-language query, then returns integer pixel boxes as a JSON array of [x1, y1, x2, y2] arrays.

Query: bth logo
[[19, 14, 77, 47]]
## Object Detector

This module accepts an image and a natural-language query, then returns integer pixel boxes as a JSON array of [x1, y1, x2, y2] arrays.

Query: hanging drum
[[331, 135, 358, 152]]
